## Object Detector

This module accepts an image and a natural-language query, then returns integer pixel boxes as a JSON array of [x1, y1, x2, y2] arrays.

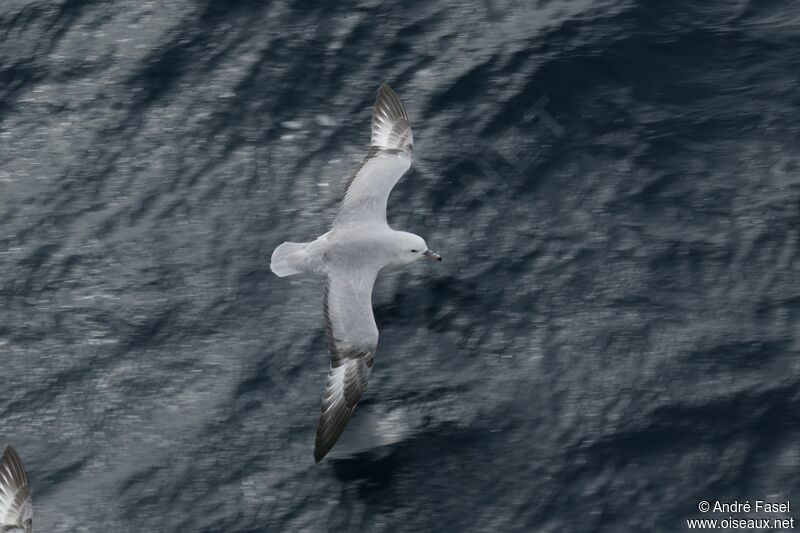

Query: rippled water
[[1, 1, 798, 531]]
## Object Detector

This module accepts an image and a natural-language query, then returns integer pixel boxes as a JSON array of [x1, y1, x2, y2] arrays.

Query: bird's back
[[324, 224, 397, 270]]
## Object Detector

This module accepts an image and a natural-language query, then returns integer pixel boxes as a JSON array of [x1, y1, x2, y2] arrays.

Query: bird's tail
[[270, 241, 310, 277]]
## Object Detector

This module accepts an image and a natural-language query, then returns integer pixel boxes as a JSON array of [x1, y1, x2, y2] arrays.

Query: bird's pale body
[[301, 227, 429, 275]]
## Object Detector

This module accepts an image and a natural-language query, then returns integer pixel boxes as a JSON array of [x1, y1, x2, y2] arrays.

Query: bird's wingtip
[[371, 83, 412, 150], [376, 83, 398, 101]]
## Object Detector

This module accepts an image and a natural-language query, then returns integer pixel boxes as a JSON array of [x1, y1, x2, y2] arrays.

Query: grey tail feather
[[270, 241, 309, 277]]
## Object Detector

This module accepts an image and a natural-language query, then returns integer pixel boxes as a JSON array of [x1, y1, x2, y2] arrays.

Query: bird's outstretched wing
[[0, 445, 32, 531], [314, 265, 380, 462], [334, 84, 414, 227]]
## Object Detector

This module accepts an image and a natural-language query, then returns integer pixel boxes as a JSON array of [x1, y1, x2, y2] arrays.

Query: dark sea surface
[[1, 1, 799, 531]]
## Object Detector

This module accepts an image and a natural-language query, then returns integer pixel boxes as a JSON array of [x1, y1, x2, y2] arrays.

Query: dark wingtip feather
[[376, 84, 407, 118], [0, 444, 32, 529], [0, 445, 29, 489], [371, 83, 413, 151], [313, 400, 356, 463]]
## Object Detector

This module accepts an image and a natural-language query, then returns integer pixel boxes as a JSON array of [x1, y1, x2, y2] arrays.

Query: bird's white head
[[390, 231, 442, 267]]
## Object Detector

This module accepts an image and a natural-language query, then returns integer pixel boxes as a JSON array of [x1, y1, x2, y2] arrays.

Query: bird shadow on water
[[324, 423, 483, 505]]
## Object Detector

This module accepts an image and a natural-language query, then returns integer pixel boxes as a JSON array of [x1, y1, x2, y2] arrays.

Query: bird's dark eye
[[410, 249, 418, 253]]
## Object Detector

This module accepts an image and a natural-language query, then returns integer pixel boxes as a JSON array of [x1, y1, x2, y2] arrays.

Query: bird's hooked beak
[[423, 249, 442, 262]]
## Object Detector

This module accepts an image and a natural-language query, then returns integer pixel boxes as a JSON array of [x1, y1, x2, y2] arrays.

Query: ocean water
[[1, 0, 798, 531]]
